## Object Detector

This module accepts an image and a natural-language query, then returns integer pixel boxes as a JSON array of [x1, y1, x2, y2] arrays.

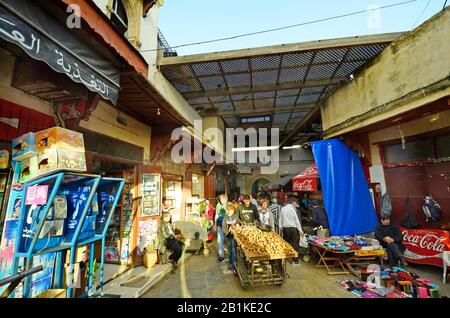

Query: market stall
[[337, 266, 443, 298], [307, 235, 384, 277]]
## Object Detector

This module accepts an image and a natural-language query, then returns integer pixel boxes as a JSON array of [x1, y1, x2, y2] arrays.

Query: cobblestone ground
[[141, 243, 356, 298]]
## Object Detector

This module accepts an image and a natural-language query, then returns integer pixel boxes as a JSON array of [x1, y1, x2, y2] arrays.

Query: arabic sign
[[0, 3, 119, 103], [401, 227, 450, 267], [25, 185, 48, 206]]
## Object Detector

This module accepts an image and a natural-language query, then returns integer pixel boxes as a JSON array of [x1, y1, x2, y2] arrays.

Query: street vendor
[[237, 194, 259, 225], [375, 216, 408, 268], [222, 203, 239, 274], [157, 211, 183, 268]]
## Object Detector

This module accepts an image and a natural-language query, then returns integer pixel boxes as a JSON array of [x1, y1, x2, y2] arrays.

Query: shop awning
[[292, 163, 319, 192], [0, 0, 120, 104]]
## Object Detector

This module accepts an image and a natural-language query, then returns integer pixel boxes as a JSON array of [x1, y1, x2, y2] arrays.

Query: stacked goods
[[35, 127, 86, 175], [234, 226, 296, 256], [11, 127, 87, 181]]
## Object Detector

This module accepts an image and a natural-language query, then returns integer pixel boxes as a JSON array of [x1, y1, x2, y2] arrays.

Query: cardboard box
[[37, 148, 86, 175], [19, 156, 38, 183], [34, 289, 66, 298], [12, 132, 36, 161], [35, 127, 84, 153]]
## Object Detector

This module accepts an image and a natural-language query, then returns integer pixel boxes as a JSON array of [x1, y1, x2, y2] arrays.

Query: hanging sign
[[401, 227, 450, 267], [0, 2, 120, 103], [25, 185, 48, 205]]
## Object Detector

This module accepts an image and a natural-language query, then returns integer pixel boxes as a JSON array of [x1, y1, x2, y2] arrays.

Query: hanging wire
[[141, 0, 419, 53]]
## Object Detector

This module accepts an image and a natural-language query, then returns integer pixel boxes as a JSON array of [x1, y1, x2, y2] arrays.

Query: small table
[[309, 242, 384, 277]]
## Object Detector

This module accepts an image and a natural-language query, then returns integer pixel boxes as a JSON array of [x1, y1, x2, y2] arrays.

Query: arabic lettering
[[53, 49, 111, 96], [0, 17, 40, 54]]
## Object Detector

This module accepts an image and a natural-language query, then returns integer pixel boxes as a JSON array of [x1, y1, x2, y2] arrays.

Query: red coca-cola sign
[[293, 178, 317, 192], [401, 227, 450, 267]]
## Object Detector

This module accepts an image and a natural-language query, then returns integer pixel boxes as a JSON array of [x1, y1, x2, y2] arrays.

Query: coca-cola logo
[[294, 179, 313, 191], [402, 230, 446, 253]]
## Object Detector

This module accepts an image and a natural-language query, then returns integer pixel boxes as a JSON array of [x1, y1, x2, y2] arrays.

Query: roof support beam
[[279, 105, 322, 147], [184, 78, 344, 99], [159, 33, 404, 66], [220, 103, 315, 117]]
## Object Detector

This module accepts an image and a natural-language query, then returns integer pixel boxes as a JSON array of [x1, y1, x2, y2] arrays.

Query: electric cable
[[141, 0, 420, 53], [411, 0, 432, 29]]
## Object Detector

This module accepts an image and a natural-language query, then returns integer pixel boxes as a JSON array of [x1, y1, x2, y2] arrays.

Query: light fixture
[[231, 146, 279, 152], [282, 145, 301, 150], [157, 108, 161, 116]]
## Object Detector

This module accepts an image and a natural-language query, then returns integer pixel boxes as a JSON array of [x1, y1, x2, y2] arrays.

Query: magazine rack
[[10, 172, 124, 298]]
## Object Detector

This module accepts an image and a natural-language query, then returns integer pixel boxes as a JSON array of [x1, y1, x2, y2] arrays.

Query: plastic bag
[[299, 236, 308, 248]]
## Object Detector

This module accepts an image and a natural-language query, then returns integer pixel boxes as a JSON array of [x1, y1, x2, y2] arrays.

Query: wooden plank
[[159, 33, 403, 65]]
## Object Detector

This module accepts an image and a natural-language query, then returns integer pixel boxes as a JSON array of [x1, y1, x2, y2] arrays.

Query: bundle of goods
[[307, 235, 383, 253], [233, 226, 296, 256], [337, 267, 443, 298], [12, 127, 86, 182]]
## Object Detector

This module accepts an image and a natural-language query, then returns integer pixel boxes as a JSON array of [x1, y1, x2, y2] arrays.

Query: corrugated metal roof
[[159, 33, 403, 145]]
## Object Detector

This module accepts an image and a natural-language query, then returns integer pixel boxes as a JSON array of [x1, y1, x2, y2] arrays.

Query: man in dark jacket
[[375, 216, 407, 268], [311, 200, 329, 229]]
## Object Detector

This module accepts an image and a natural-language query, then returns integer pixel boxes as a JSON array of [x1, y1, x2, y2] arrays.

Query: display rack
[[10, 172, 124, 298]]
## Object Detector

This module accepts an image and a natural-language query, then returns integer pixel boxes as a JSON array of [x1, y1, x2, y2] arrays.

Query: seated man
[[156, 212, 184, 268], [375, 216, 407, 268]]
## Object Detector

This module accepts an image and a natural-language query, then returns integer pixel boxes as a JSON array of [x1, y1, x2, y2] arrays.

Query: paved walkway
[[141, 243, 355, 298], [141, 242, 450, 298]]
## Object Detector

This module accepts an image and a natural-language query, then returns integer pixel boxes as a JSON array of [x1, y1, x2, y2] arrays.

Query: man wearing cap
[[375, 216, 407, 268], [236, 194, 259, 225], [279, 198, 303, 265]]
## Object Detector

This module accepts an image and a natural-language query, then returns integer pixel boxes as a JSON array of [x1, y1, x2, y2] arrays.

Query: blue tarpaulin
[[311, 139, 378, 236]]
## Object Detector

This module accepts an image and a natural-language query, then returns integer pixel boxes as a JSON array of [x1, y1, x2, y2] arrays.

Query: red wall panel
[[0, 98, 55, 140]]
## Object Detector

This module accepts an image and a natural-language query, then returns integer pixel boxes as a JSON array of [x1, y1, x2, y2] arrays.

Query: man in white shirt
[[279, 197, 303, 265]]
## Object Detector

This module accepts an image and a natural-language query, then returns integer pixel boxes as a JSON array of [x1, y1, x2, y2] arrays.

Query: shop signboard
[[401, 227, 450, 267], [141, 173, 160, 216]]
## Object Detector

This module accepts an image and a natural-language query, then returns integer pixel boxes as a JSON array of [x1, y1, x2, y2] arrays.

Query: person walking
[[205, 199, 215, 242], [222, 203, 239, 274], [279, 197, 303, 265], [236, 194, 259, 225], [269, 198, 282, 234], [215, 194, 228, 262], [258, 199, 275, 230]]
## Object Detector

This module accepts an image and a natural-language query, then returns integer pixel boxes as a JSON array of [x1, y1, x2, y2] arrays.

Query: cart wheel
[[303, 255, 311, 263], [237, 249, 249, 289]]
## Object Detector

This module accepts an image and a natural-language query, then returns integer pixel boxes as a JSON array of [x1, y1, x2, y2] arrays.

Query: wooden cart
[[232, 228, 298, 289]]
